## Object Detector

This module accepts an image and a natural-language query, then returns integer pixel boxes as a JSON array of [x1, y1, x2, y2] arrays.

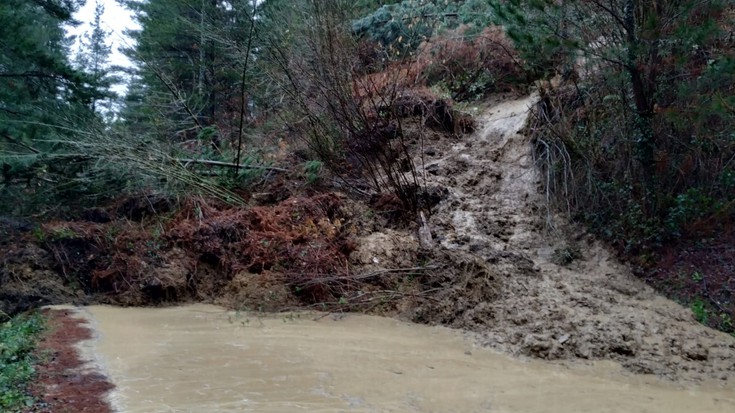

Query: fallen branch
[[176, 158, 289, 172], [289, 265, 442, 289], [1, 133, 40, 154]]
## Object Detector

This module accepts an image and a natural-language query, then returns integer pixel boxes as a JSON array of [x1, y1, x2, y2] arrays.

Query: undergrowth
[[512, 0, 735, 333], [0, 312, 44, 412], [37, 193, 359, 305]]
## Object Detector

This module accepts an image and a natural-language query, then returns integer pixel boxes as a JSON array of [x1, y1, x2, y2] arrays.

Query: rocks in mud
[[608, 335, 639, 357], [521, 334, 556, 358], [520, 332, 580, 359], [623, 359, 673, 376], [468, 243, 486, 253], [425, 163, 440, 175], [575, 342, 593, 359], [420, 185, 449, 210], [484, 250, 539, 277], [424, 147, 440, 157], [516, 328, 642, 361], [350, 230, 420, 269], [683, 342, 709, 361]]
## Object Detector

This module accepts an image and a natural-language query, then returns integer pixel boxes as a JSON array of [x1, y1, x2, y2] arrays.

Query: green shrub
[[0, 312, 45, 412], [303, 160, 324, 185]]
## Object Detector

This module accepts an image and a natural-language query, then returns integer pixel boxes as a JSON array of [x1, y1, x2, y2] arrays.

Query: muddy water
[[70, 305, 735, 413]]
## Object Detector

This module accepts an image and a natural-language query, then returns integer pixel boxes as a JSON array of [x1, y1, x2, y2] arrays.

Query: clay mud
[[68, 304, 735, 413]]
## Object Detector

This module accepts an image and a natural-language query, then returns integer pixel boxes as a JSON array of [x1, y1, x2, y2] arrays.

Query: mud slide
[[70, 304, 734, 413], [418, 94, 735, 382], [37, 96, 735, 413]]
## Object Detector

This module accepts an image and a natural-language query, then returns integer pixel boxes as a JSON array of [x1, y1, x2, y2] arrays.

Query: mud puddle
[[69, 304, 735, 413]]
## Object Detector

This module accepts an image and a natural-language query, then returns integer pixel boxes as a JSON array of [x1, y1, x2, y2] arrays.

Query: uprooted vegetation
[[30, 194, 358, 307], [0, 0, 502, 317], [0, 185, 498, 320]]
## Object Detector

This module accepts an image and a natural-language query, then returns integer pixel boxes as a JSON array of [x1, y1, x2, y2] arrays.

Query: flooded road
[[68, 304, 735, 413]]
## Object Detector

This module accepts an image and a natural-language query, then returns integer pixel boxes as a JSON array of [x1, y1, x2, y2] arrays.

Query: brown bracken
[[26, 309, 113, 413]]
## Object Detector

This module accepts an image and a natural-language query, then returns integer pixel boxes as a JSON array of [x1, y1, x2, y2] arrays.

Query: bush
[[263, 0, 428, 213], [418, 26, 527, 101], [0, 312, 44, 412], [503, 0, 735, 253], [532, 77, 735, 253]]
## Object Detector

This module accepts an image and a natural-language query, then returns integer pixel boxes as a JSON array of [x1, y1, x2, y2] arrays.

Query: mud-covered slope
[[416, 94, 735, 382]]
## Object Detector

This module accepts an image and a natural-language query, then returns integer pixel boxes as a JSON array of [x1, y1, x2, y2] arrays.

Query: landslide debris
[[2, 94, 734, 385], [408, 94, 735, 383]]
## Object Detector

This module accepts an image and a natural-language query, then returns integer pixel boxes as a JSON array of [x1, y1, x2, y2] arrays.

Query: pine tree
[[0, 0, 103, 215], [351, 0, 495, 56], [0, 0, 93, 148], [119, 0, 258, 148], [75, 0, 115, 113]]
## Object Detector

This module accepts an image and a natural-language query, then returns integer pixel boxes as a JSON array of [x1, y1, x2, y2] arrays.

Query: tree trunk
[[624, 0, 657, 211]]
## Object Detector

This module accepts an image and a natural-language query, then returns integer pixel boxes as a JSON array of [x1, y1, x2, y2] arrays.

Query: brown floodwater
[[69, 304, 735, 413]]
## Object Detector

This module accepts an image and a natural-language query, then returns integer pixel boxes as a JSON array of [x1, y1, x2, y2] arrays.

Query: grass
[[0, 312, 45, 412], [690, 298, 709, 325]]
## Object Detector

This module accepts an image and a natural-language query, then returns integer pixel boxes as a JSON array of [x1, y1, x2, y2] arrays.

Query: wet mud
[[70, 304, 735, 413]]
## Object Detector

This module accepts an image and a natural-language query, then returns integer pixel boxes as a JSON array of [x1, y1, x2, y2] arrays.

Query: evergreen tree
[[119, 0, 258, 149], [0, 0, 92, 150], [351, 0, 494, 57], [0, 0, 104, 216], [75, 0, 115, 113], [1, 0, 91, 141]]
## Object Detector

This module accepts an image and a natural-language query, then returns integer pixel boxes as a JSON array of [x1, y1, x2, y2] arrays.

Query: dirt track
[[66, 304, 735, 413]]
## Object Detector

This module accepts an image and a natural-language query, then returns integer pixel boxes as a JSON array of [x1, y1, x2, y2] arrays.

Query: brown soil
[[647, 234, 735, 333], [408, 94, 735, 382], [0, 223, 82, 316], [27, 309, 113, 413]]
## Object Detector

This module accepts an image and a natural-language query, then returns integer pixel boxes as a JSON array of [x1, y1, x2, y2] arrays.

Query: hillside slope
[[405, 94, 735, 382]]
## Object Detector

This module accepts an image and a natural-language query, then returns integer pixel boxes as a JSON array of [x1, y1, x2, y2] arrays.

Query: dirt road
[[67, 304, 735, 413]]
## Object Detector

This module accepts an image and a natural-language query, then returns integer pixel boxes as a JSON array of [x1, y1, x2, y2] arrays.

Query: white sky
[[67, 0, 140, 95]]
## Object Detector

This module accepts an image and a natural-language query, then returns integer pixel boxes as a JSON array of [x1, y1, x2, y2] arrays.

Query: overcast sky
[[67, 0, 139, 94]]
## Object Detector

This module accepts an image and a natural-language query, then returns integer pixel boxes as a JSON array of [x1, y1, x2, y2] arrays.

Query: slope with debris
[[407, 94, 735, 382]]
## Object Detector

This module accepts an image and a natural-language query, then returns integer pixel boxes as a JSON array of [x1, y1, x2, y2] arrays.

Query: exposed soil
[[27, 309, 113, 413], [0, 234, 83, 317], [406, 94, 735, 382]]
